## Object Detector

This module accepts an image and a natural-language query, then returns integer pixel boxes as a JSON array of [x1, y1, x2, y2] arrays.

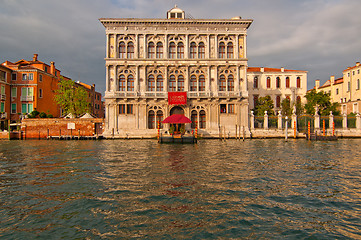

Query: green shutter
[[0, 102, 4, 112], [11, 103, 16, 113], [28, 104, 33, 113], [22, 104, 27, 113]]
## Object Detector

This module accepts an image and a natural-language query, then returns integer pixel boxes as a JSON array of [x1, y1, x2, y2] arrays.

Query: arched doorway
[[169, 106, 185, 134], [170, 106, 184, 115]]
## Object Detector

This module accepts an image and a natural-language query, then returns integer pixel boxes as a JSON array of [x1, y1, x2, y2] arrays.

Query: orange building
[[75, 81, 104, 118], [0, 65, 12, 130], [1, 54, 104, 127], [2, 54, 61, 122]]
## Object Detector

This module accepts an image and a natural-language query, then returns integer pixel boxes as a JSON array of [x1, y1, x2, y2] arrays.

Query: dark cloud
[[1, 0, 360, 95]]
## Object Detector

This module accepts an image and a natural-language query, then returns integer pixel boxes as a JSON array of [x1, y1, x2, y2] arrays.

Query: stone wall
[[21, 118, 104, 139]]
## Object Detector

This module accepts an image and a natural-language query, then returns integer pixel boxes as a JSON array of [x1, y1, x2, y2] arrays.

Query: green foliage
[[47, 114, 53, 118], [39, 112, 47, 118], [169, 125, 175, 134], [305, 89, 340, 116], [54, 77, 90, 117], [254, 95, 274, 116], [28, 110, 40, 118], [281, 98, 292, 116]]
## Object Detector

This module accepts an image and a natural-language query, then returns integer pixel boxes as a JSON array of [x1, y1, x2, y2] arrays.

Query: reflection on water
[[0, 139, 361, 239]]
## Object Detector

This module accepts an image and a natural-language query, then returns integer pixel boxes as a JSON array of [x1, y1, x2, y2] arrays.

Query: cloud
[[1, 0, 360, 95]]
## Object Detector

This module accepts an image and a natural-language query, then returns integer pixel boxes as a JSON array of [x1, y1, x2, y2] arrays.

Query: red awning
[[162, 114, 192, 124]]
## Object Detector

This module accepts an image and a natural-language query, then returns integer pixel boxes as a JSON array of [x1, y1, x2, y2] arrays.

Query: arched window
[[156, 42, 163, 59], [169, 75, 176, 91], [190, 75, 197, 91], [227, 75, 234, 91], [253, 76, 258, 89], [199, 110, 206, 129], [199, 75, 205, 91], [148, 110, 155, 129], [276, 95, 281, 108], [127, 42, 134, 58], [169, 42, 176, 59], [191, 110, 197, 129], [198, 42, 205, 59], [148, 42, 155, 58], [267, 77, 271, 89], [177, 42, 184, 59], [156, 110, 163, 129], [219, 75, 226, 91], [177, 75, 184, 91], [147, 74, 155, 91], [119, 75, 126, 91], [219, 42, 225, 58], [286, 77, 290, 88], [127, 75, 134, 91], [190, 42, 197, 59], [156, 75, 163, 91], [119, 42, 126, 58], [227, 42, 233, 58], [297, 77, 301, 88], [276, 77, 280, 88]]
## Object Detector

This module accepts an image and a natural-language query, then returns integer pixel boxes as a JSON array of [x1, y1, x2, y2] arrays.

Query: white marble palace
[[99, 6, 307, 138]]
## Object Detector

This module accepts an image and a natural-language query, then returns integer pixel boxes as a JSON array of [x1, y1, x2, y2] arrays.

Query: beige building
[[247, 67, 307, 111], [313, 62, 361, 114], [314, 76, 344, 105], [100, 6, 253, 138]]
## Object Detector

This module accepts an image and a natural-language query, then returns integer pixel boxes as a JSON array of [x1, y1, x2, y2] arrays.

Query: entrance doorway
[[169, 106, 185, 134]]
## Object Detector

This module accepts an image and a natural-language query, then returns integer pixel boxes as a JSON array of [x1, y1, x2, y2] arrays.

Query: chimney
[[33, 54, 38, 62], [260, 67, 264, 72], [315, 79, 320, 90], [50, 61, 55, 75], [330, 75, 335, 85], [356, 62, 360, 67], [281, 67, 285, 72]]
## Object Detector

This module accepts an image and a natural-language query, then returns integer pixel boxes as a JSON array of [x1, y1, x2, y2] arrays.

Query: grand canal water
[[0, 139, 360, 239]]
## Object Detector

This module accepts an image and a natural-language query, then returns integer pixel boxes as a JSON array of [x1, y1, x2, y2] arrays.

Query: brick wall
[[21, 118, 104, 139]]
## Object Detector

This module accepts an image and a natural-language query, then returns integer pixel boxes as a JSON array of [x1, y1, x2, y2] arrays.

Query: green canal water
[[0, 139, 360, 239]]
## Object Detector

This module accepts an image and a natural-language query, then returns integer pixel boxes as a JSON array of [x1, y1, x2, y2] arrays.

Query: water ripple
[[0, 139, 360, 239]]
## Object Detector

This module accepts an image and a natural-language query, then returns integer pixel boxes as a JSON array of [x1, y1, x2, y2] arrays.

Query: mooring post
[[285, 116, 288, 141]]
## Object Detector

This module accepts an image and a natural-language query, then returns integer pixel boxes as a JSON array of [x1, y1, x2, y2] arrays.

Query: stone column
[[343, 113, 348, 129], [356, 113, 361, 130], [250, 110, 255, 130], [314, 106, 320, 130], [329, 111, 334, 131], [278, 111, 282, 129], [264, 111, 268, 130]]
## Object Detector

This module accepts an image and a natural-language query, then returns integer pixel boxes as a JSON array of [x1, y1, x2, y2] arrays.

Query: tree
[[305, 89, 340, 115], [54, 77, 90, 117], [254, 95, 275, 116], [281, 98, 292, 116]]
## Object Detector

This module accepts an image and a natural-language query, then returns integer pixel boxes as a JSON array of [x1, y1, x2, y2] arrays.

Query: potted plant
[[180, 125, 185, 135], [169, 125, 175, 135]]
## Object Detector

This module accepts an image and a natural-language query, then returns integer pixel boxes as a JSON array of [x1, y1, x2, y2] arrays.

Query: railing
[[144, 92, 167, 98], [21, 96, 34, 101], [188, 92, 212, 98], [0, 112, 7, 119], [251, 111, 361, 132], [0, 94, 5, 101]]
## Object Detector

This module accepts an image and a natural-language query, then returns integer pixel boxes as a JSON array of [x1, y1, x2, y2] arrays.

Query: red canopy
[[162, 114, 192, 124]]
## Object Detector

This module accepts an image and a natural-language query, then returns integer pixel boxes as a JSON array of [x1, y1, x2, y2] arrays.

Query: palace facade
[[100, 6, 253, 138]]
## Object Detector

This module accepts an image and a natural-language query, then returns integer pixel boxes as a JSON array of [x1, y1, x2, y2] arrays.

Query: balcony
[[0, 94, 5, 101], [0, 112, 7, 119], [188, 92, 212, 98], [21, 96, 34, 101], [144, 92, 167, 98]]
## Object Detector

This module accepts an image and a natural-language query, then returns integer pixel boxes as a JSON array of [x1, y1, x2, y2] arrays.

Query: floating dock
[[159, 134, 197, 144]]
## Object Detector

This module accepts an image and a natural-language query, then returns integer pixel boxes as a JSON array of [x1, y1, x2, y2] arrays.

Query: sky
[[1, 0, 361, 96]]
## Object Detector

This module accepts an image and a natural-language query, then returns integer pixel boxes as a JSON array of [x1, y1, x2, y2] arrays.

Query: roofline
[[99, 18, 253, 29]]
